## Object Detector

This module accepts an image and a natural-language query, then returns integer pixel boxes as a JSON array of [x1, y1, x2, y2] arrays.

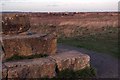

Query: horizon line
[[1, 10, 118, 13]]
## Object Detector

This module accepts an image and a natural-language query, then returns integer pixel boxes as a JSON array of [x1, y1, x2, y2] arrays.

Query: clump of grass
[[56, 67, 96, 78], [40, 67, 96, 79], [57, 69, 76, 78], [75, 67, 96, 78], [5, 54, 48, 62]]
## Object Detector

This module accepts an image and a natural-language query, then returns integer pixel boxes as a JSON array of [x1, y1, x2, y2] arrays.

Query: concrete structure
[[2, 50, 90, 78]]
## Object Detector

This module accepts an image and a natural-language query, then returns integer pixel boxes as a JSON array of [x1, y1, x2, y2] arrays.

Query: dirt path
[[58, 43, 118, 78]]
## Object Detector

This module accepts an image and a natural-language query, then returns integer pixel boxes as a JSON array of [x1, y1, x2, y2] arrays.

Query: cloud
[[47, 4, 59, 7], [1, 0, 118, 12]]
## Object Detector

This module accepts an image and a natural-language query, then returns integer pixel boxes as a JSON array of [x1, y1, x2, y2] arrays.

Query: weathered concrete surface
[[50, 50, 90, 71], [2, 33, 57, 61], [2, 58, 56, 78], [0, 41, 3, 79], [2, 64, 7, 79], [2, 14, 30, 35], [2, 50, 90, 78]]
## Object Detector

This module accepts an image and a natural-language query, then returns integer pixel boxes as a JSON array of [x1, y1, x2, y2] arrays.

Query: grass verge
[[58, 37, 119, 58], [5, 54, 48, 62]]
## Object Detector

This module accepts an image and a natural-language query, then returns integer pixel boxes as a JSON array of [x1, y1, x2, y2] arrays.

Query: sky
[[1, 0, 119, 12]]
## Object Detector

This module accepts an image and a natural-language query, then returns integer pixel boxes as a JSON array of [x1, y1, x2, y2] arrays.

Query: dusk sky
[[1, 0, 119, 12]]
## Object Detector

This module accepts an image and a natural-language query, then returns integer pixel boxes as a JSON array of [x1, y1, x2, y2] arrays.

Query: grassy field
[[58, 26, 119, 58]]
